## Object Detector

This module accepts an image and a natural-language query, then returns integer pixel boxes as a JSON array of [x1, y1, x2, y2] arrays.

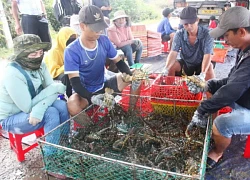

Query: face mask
[[16, 54, 44, 71], [114, 21, 126, 28], [66, 37, 76, 46]]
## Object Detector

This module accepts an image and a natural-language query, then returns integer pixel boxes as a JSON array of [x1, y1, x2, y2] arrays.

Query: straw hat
[[112, 10, 129, 21]]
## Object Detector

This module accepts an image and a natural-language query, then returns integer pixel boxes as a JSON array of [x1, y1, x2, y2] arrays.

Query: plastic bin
[[150, 76, 202, 119], [212, 48, 228, 63]]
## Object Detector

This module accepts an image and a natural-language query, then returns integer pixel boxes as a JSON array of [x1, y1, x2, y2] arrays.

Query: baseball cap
[[12, 34, 51, 60], [209, 7, 250, 38], [179, 6, 197, 25], [79, 5, 108, 32], [224, 2, 231, 7], [162, 8, 173, 17]]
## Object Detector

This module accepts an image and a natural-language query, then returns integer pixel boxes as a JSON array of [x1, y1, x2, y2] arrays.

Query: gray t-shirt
[[172, 26, 214, 68]]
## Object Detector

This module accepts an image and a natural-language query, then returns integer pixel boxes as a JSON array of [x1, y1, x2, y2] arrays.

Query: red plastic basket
[[151, 76, 202, 106], [119, 81, 153, 115], [218, 106, 232, 115], [74, 106, 109, 129], [212, 48, 228, 63]]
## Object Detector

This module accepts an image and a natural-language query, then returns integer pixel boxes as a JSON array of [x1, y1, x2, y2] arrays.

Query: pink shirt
[[108, 25, 134, 48]]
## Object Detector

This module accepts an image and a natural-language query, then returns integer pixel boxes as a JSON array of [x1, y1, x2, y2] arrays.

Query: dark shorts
[[161, 34, 171, 42], [96, 75, 120, 94], [176, 59, 202, 76]]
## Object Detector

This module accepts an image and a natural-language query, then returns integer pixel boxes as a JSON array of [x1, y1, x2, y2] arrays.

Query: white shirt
[[15, 0, 43, 15]]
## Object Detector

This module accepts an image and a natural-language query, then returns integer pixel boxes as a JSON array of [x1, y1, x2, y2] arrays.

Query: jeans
[[120, 44, 143, 66], [214, 103, 250, 138], [0, 100, 69, 155]]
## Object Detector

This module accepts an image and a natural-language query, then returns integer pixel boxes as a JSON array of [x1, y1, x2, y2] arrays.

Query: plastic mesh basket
[[119, 81, 153, 116], [150, 76, 202, 119], [38, 102, 212, 180]]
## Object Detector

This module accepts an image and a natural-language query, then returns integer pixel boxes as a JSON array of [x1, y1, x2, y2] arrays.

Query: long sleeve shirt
[[198, 47, 250, 114], [157, 17, 175, 36], [0, 62, 62, 120]]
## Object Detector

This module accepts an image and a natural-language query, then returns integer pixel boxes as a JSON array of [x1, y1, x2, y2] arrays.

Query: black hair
[[224, 2, 231, 7], [229, 26, 250, 34], [210, 16, 216, 20], [162, 8, 171, 17]]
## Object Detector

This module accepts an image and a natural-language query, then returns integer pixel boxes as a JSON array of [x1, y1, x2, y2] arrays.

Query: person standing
[[92, 0, 111, 18], [11, 0, 51, 42], [53, 0, 83, 26]]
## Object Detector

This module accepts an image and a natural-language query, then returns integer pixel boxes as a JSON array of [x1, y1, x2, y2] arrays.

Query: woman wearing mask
[[44, 27, 77, 98], [0, 34, 69, 165], [108, 10, 143, 67]]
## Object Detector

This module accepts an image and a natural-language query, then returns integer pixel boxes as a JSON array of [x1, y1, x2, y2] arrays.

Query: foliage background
[[0, 0, 173, 48]]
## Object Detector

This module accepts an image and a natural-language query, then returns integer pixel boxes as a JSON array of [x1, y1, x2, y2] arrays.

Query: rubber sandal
[[206, 156, 223, 171]]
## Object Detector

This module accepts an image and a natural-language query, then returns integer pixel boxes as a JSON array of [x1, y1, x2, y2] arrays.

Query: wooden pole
[[0, 0, 13, 48]]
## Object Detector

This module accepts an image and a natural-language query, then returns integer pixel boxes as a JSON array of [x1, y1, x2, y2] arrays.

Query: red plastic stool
[[244, 135, 250, 158], [8, 127, 44, 162], [162, 41, 169, 53]]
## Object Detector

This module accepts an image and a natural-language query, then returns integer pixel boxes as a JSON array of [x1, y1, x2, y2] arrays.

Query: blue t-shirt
[[172, 26, 214, 68], [157, 17, 175, 36], [64, 35, 118, 92]]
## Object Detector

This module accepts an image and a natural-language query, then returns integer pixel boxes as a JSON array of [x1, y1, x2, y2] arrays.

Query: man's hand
[[186, 73, 207, 94], [91, 94, 115, 108], [29, 116, 42, 126], [186, 110, 209, 131], [15, 23, 23, 35], [131, 80, 141, 91], [121, 73, 133, 83], [162, 67, 169, 76]]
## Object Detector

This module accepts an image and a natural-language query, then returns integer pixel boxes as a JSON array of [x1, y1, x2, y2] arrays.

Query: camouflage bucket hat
[[12, 34, 51, 60]]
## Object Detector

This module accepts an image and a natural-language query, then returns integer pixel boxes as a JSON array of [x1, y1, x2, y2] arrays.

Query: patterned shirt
[[172, 26, 214, 68]]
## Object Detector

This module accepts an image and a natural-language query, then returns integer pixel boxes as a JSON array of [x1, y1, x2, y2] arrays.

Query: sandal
[[206, 156, 223, 172]]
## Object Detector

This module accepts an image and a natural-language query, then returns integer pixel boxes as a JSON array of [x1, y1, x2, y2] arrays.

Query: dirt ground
[[0, 49, 237, 180]]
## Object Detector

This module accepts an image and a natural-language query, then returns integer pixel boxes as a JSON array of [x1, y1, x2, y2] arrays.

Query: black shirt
[[92, 0, 111, 18], [198, 47, 250, 114]]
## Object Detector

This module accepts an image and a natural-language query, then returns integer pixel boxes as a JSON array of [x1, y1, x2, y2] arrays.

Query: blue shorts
[[214, 103, 250, 138]]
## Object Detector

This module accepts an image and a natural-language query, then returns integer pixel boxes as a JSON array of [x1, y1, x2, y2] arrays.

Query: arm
[[11, 0, 22, 35], [201, 32, 214, 74], [164, 21, 175, 35], [198, 61, 250, 114], [30, 94, 58, 120], [207, 78, 228, 95], [108, 27, 133, 48], [165, 51, 178, 70], [201, 54, 212, 74], [64, 48, 92, 102], [68, 73, 92, 102], [165, 31, 181, 69], [40, 0, 47, 17]]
